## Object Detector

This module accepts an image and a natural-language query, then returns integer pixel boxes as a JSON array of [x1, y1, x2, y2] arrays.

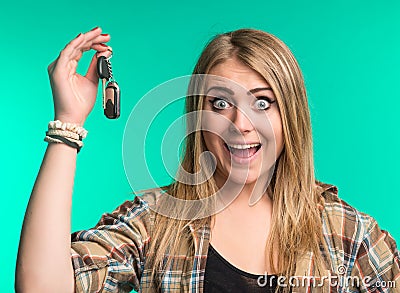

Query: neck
[[213, 175, 273, 213]]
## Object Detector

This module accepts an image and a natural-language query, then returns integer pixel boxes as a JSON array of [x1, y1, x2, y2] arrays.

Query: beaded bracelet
[[44, 120, 88, 153], [46, 129, 81, 141], [48, 120, 88, 139]]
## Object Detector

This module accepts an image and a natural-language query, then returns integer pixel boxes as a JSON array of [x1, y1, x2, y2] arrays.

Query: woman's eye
[[210, 98, 231, 110], [254, 98, 272, 110]]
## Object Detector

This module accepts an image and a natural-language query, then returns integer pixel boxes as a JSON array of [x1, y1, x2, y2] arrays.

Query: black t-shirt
[[204, 244, 285, 292]]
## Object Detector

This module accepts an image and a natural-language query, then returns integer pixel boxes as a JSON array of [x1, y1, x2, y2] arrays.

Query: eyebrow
[[247, 87, 273, 95], [205, 86, 273, 96], [206, 86, 234, 95]]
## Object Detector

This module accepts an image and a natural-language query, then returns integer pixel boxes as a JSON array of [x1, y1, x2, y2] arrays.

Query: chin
[[223, 168, 268, 187]]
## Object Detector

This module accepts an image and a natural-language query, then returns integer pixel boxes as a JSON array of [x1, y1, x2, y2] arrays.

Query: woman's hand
[[47, 27, 111, 126]]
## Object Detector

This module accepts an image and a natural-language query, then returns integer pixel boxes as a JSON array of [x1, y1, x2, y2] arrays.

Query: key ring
[[107, 48, 113, 59], [96, 47, 113, 59]]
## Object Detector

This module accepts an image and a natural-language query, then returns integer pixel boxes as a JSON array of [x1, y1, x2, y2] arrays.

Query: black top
[[204, 244, 284, 292]]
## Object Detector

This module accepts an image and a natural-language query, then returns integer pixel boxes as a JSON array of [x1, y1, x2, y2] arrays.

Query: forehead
[[207, 58, 270, 91]]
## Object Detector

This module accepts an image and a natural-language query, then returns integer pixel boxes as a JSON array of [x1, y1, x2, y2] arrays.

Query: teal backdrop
[[2, 0, 399, 291]]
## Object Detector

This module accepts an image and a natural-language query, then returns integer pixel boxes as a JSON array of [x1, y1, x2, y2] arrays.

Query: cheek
[[255, 111, 284, 156], [269, 112, 284, 157], [252, 112, 281, 138], [201, 111, 231, 141]]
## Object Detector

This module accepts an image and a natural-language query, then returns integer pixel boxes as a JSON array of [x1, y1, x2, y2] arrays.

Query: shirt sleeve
[[350, 217, 400, 292], [70, 196, 153, 292]]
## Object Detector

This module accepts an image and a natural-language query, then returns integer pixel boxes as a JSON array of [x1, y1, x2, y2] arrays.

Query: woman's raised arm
[[15, 27, 111, 293]]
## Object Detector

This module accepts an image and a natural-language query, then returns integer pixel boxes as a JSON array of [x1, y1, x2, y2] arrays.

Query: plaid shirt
[[71, 182, 400, 292]]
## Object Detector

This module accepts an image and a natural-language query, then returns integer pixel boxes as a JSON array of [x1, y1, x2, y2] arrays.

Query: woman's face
[[201, 58, 284, 190]]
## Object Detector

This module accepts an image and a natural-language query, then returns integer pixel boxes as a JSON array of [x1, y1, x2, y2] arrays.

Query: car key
[[96, 52, 121, 119], [97, 55, 111, 110], [97, 55, 111, 79]]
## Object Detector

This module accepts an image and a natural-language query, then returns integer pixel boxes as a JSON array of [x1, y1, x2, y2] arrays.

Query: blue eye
[[210, 98, 232, 110], [254, 98, 273, 110]]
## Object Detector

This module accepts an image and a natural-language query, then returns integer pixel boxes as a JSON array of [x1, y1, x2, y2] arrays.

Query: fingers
[[57, 27, 110, 68], [91, 33, 111, 46], [48, 27, 112, 82], [91, 43, 112, 54], [77, 32, 111, 54]]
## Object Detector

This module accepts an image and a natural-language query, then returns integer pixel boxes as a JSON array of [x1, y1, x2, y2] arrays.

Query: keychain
[[97, 50, 120, 119]]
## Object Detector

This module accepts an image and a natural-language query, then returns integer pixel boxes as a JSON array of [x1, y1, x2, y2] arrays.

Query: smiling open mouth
[[224, 143, 262, 158]]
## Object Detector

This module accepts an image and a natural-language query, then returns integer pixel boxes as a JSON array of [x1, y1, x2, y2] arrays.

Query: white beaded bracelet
[[48, 120, 88, 139], [44, 136, 62, 144], [46, 129, 80, 141], [45, 120, 87, 153]]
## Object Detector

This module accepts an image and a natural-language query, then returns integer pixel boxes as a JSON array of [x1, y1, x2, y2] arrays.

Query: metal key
[[97, 56, 111, 109]]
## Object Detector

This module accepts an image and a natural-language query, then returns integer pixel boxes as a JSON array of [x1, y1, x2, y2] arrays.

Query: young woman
[[16, 27, 399, 293]]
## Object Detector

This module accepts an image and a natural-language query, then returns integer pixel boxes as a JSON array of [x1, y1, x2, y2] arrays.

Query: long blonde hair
[[147, 28, 326, 292]]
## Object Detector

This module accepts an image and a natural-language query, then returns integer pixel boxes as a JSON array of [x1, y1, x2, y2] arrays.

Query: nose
[[230, 108, 254, 134]]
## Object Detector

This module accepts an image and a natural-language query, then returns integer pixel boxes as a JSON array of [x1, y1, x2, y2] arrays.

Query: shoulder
[[316, 180, 378, 240], [316, 180, 400, 288], [73, 188, 166, 237]]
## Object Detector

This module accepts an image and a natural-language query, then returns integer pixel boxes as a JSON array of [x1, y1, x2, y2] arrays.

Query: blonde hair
[[147, 28, 326, 292]]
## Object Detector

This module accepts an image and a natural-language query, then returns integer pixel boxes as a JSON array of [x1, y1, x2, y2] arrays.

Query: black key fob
[[97, 56, 111, 80], [104, 81, 120, 119]]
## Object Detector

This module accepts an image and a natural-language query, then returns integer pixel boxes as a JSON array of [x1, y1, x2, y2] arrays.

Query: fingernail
[[99, 43, 108, 47], [101, 33, 109, 37], [76, 33, 82, 38], [91, 26, 99, 31]]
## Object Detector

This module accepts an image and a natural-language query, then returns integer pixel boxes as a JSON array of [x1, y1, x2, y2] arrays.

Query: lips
[[224, 143, 262, 158]]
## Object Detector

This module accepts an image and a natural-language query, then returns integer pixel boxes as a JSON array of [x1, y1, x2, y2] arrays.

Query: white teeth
[[227, 143, 260, 149]]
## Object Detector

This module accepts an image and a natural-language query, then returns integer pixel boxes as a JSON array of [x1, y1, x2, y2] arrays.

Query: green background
[[2, 0, 399, 291]]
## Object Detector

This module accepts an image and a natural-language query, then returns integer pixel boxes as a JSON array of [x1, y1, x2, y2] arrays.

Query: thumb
[[85, 52, 100, 84]]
